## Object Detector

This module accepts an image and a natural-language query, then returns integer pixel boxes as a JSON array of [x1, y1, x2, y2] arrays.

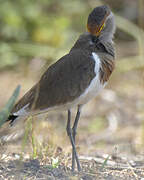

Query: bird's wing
[[12, 50, 96, 114]]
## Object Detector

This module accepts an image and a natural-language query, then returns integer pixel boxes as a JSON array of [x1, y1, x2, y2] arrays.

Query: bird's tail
[[0, 115, 26, 143]]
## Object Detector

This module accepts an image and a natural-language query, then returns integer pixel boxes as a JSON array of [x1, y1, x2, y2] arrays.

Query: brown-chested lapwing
[[0, 5, 116, 171]]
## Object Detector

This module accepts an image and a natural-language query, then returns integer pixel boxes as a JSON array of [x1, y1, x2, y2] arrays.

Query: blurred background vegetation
[[0, 0, 143, 69], [0, 0, 144, 160]]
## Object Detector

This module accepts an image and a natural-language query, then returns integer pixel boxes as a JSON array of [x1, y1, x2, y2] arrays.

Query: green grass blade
[[101, 155, 110, 170], [0, 85, 21, 127]]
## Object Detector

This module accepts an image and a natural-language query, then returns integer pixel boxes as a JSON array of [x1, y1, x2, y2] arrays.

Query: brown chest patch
[[99, 54, 115, 84]]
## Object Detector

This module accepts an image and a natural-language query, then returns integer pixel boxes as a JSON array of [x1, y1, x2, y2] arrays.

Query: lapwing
[[0, 5, 116, 171]]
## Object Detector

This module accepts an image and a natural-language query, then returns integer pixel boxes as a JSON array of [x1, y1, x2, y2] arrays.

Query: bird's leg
[[66, 110, 81, 171], [71, 105, 81, 171]]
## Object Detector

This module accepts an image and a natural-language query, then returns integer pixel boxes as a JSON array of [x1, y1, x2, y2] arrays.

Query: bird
[[0, 5, 116, 171]]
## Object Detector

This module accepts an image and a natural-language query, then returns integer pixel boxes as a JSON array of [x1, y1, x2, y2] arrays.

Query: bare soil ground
[[0, 151, 144, 179]]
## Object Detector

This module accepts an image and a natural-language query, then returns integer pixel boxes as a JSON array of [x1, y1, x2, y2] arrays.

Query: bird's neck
[[99, 12, 116, 43]]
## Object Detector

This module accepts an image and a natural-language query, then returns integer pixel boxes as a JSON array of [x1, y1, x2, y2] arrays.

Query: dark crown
[[87, 5, 110, 26]]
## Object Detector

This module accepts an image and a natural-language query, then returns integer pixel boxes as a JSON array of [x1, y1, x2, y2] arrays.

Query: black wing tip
[[7, 114, 18, 125]]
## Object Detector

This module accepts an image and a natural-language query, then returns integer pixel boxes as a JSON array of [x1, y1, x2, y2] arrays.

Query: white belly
[[76, 73, 106, 105]]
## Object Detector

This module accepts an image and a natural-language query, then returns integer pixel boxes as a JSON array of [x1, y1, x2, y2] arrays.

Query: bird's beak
[[96, 23, 105, 36]]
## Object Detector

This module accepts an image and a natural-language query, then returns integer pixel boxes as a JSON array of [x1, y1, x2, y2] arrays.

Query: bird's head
[[87, 5, 115, 41]]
